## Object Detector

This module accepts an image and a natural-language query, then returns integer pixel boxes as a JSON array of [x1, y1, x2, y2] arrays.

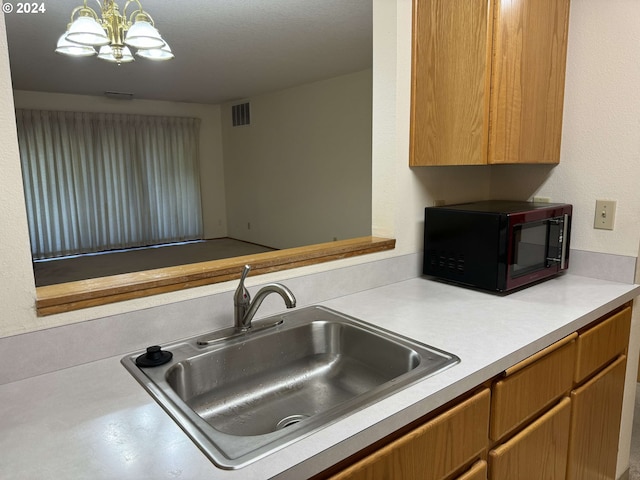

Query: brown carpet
[[33, 238, 275, 286]]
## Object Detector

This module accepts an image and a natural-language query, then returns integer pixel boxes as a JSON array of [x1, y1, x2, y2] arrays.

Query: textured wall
[[1, 0, 639, 338], [372, 0, 492, 253], [0, 13, 38, 333], [491, 0, 640, 257], [222, 70, 372, 248]]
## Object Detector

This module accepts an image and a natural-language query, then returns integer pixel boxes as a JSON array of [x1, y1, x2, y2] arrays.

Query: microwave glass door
[[511, 216, 564, 278], [512, 220, 548, 277]]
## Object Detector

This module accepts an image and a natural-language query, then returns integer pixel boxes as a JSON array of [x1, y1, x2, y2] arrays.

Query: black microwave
[[424, 200, 572, 292]]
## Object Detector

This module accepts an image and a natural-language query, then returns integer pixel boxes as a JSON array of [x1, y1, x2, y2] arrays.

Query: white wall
[[0, 12, 35, 332], [372, 0, 492, 254], [222, 70, 372, 249], [13, 90, 227, 240], [1, 3, 640, 476], [388, 0, 640, 260], [490, 0, 640, 258]]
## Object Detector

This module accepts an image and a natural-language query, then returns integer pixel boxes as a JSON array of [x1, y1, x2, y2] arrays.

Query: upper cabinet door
[[410, 0, 494, 166], [410, 0, 571, 166], [489, 0, 571, 164]]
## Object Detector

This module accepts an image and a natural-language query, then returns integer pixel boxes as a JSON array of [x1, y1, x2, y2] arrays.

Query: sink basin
[[121, 306, 459, 469]]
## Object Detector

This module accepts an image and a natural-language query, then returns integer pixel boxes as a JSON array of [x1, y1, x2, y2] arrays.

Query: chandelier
[[55, 0, 174, 64]]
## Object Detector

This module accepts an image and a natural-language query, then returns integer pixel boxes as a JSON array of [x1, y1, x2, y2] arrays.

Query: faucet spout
[[240, 284, 296, 331], [233, 265, 297, 331]]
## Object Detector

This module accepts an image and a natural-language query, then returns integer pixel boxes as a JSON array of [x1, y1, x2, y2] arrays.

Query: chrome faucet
[[234, 265, 296, 331]]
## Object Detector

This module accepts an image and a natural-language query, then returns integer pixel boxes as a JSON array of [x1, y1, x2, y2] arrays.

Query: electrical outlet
[[594, 200, 616, 230], [533, 196, 551, 203]]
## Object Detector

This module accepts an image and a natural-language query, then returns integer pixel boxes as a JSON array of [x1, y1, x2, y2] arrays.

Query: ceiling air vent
[[232, 102, 251, 126]]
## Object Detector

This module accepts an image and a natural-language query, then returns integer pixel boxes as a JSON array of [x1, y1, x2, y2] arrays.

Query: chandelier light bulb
[[98, 45, 135, 63], [136, 43, 174, 61], [55, 33, 97, 57]]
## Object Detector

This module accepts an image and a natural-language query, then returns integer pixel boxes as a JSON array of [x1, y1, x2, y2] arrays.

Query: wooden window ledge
[[36, 236, 396, 316]]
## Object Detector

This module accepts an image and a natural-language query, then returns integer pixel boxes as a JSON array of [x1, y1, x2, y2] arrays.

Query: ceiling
[[4, 0, 372, 104]]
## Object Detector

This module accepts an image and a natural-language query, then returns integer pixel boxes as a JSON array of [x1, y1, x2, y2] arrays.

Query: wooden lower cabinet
[[454, 460, 487, 480], [326, 305, 631, 480], [329, 389, 490, 480], [566, 305, 631, 480], [490, 335, 575, 442], [566, 355, 627, 480], [574, 307, 631, 384], [488, 397, 571, 480]]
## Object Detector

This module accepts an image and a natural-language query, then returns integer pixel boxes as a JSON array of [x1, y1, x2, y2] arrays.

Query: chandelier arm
[[123, 0, 155, 26], [69, 4, 100, 23]]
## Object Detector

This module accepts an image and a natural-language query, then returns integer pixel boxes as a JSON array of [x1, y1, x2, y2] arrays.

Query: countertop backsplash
[[0, 248, 634, 386], [0, 253, 421, 386]]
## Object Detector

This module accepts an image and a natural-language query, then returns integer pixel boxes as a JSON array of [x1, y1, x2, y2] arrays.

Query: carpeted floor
[[33, 238, 275, 286]]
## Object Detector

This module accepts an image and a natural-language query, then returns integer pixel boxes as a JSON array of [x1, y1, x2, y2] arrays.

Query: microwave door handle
[[545, 216, 567, 268], [560, 213, 569, 269]]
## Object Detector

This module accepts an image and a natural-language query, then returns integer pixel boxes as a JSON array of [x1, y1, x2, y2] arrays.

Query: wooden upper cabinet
[[410, 0, 571, 166], [489, 0, 571, 164], [410, 0, 493, 166]]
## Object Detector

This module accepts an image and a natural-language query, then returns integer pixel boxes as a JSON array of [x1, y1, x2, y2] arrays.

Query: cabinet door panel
[[410, 0, 493, 166], [330, 389, 490, 480], [489, 0, 570, 164], [490, 337, 575, 441], [575, 306, 631, 383], [567, 355, 626, 480], [489, 397, 571, 480], [455, 460, 487, 480]]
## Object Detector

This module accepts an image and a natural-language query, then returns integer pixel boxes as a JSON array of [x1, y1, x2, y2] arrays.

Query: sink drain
[[275, 414, 309, 430]]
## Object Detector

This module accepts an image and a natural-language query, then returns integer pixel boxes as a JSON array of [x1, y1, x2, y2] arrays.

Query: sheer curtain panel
[[16, 109, 203, 259]]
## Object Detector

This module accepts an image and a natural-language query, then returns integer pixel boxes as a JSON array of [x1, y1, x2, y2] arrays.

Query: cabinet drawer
[[575, 306, 631, 383], [490, 336, 575, 441], [454, 459, 487, 480], [330, 389, 490, 480], [489, 397, 571, 480], [567, 355, 627, 480]]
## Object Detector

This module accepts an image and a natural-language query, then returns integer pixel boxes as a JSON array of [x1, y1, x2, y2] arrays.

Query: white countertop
[[1, 274, 638, 479]]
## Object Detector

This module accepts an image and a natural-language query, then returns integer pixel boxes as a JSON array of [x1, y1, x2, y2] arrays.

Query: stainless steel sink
[[121, 306, 459, 469]]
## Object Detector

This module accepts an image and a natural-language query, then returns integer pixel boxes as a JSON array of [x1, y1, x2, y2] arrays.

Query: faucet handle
[[234, 265, 251, 306], [234, 265, 252, 330], [239, 264, 251, 284]]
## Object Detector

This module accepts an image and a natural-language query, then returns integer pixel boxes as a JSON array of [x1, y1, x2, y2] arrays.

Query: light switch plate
[[594, 200, 616, 230]]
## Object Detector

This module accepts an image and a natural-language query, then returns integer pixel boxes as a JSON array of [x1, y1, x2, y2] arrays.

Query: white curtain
[[16, 109, 203, 259]]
